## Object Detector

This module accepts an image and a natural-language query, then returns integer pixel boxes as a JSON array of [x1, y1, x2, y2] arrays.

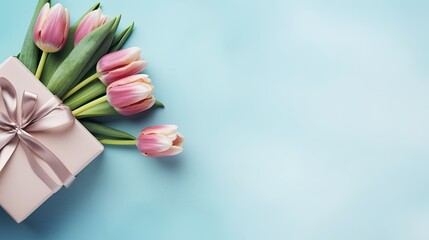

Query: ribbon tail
[[0, 135, 18, 173], [18, 130, 75, 189], [20, 143, 61, 192]]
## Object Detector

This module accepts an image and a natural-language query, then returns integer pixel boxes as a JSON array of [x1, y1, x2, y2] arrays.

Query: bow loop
[[0, 77, 18, 124], [20, 91, 38, 127], [25, 97, 74, 132], [0, 77, 75, 191]]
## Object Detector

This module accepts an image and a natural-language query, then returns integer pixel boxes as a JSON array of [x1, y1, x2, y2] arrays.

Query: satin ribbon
[[0, 77, 75, 191]]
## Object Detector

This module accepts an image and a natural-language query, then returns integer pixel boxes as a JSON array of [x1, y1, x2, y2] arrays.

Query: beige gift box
[[0, 57, 104, 223]]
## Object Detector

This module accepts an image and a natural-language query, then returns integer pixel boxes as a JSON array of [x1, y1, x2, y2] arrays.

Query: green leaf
[[47, 17, 117, 98], [110, 24, 128, 48], [41, 2, 101, 85], [80, 121, 136, 140], [18, 0, 50, 74], [70, 20, 133, 91], [64, 80, 106, 110], [152, 100, 165, 109], [76, 101, 118, 119], [109, 21, 134, 52], [72, 16, 121, 89], [74, 19, 132, 89]]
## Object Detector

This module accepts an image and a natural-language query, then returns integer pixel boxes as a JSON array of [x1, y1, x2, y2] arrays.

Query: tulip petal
[[96, 47, 141, 73], [141, 125, 178, 136], [173, 132, 185, 147], [107, 82, 153, 107], [137, 134, 173, 153], [105, 74, 151, 88], [33, 3, 50, 42], [99, 14, 109, 25], [147, 146, 183, 157], [99, 60, 148, 85], [114, 96, 156, 116], [63, 9, 70, 40]]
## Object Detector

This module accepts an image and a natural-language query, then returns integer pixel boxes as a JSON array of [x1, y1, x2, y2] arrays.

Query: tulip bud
[[74, 9, 109, 46], [137, 125, 184, 157], [96, 47, 148, 85], [106, 74, 155, 115], [33, 3, 70, 53]]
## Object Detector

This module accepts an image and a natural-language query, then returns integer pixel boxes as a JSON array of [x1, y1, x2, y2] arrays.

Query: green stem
[[72, 95, 108, 116], [63, 73, 99, 100], [99, 139, 137, 145], [35, 51, 48, 79]]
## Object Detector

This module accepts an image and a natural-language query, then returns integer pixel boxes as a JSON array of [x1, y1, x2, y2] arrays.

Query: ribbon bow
[[0, 77, 75, 191]]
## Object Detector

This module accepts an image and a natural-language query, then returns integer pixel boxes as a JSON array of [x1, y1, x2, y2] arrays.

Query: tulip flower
[[71, 74, 155, 117], [33, 3, 70, 79], [97, 47, 148, 85], [34, 3, 69, 53], [106, 74, 155, 115], [137, 125, 184, 157], [63, 47, 147, 100], [74, 9, 109, 46], [97, 125, 184, 157]]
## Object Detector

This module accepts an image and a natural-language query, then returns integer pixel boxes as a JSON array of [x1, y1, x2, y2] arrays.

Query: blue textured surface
[[1, 0, 429, 239]]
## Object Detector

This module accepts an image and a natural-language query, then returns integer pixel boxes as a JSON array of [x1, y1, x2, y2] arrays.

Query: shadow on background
[[155, 155, 184, 171], [0, 101, 185, 237], [0, 153, 106, 237]]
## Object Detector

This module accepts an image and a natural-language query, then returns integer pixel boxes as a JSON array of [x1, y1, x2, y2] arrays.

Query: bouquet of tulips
[[17, 0, 184, 157]]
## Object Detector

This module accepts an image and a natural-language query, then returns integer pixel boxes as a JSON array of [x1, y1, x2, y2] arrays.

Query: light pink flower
[[74, 9, 109, 46], [97, 47, 148, 85], [106, 74, 155, 115], [33, 3, 70, 53], [137, 125, 184, 157]]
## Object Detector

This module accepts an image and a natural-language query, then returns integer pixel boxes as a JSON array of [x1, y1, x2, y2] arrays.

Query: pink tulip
[[74, 9, 109, 46], [137, 125, 184, 157], [106, 74, 155, 115], [33, 3, 70, 53], [97, 47, 148, 85]]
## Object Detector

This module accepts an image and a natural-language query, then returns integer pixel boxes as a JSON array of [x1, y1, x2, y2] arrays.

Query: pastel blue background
[[1, 0, 429, 239]]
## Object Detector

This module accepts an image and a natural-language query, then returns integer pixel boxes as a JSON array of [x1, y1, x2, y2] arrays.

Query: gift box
[[0, 57, 104, 223]]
